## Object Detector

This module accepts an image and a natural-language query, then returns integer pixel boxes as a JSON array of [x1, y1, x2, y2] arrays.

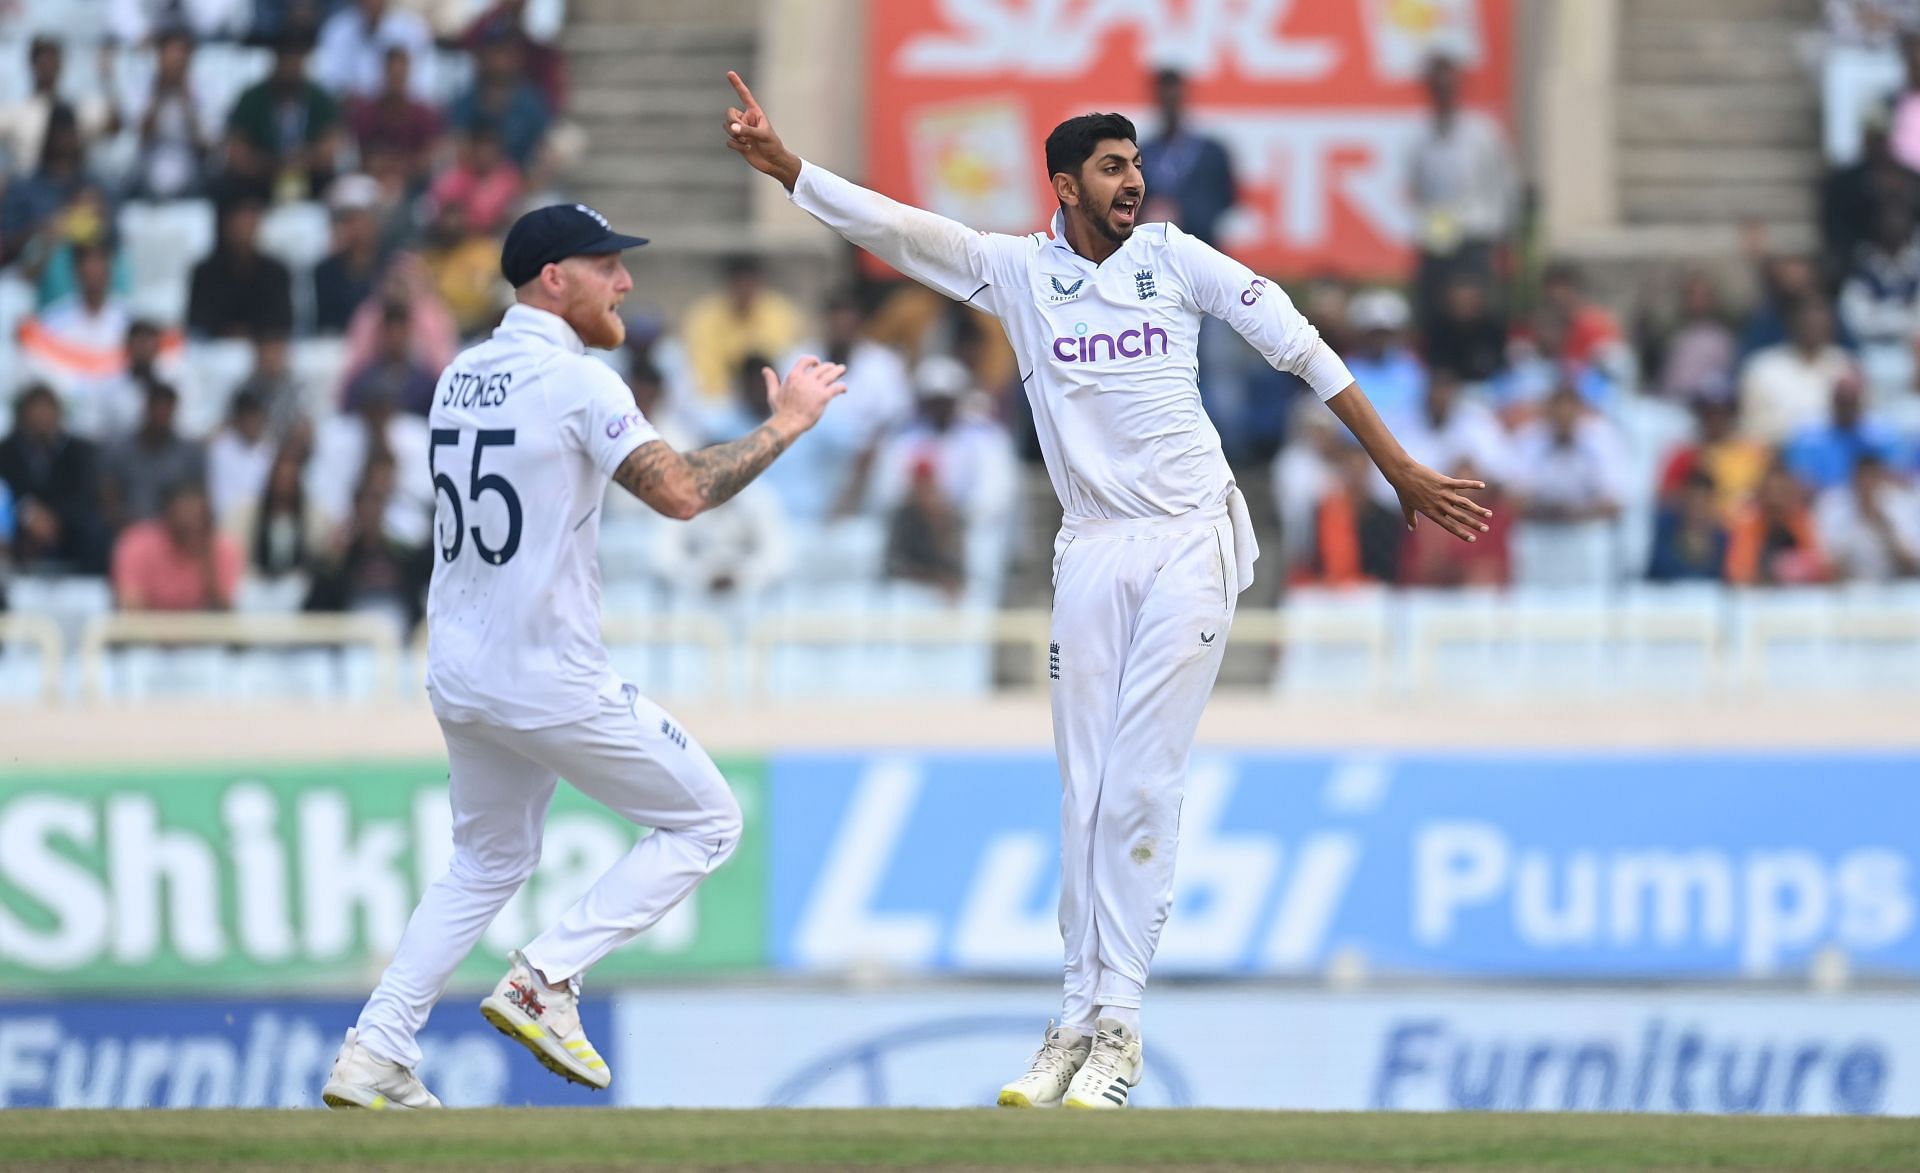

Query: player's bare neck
[[1062, 212, 1121, 267]]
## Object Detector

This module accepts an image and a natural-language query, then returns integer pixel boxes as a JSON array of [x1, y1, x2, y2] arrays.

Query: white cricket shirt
[[788, 161, 1354, 524], [424, 304, 660, 729]]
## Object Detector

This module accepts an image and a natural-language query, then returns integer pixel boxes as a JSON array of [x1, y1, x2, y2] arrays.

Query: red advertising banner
[[864, 0, 1513, 279]]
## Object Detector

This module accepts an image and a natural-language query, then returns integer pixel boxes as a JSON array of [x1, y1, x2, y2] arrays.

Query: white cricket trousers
[[1049, 497, 1248, 1034], [355, 684, 741, 1068]]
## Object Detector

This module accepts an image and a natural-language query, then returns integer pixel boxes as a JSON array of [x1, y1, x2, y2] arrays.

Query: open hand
[[1391, 463, 1493, 542], [766, 354, 848, 434]]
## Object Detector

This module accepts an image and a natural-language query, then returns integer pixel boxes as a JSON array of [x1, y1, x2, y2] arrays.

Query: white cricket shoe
[[996, 1021, 1091, 1108], [478, 950, 612, 1090], [1062, 1018, 1143, 1109], [320, 1028, 442, 1110]]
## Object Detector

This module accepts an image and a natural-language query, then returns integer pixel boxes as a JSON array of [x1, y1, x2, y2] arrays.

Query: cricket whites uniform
[[350, 304, 742, 1074], [788, 163, 1353, 1053]]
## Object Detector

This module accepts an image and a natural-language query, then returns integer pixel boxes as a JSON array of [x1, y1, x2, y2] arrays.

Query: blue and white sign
[[0, 999, 616, 1108], [608, 986, 1920, 1114], [769, 752, 1920, 979]]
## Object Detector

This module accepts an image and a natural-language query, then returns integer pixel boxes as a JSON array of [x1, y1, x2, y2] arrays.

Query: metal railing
[[2, 588, 1915, 705]]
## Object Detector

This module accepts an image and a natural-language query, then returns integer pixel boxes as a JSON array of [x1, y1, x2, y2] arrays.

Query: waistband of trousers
[[1061, 502, 1229, 540]]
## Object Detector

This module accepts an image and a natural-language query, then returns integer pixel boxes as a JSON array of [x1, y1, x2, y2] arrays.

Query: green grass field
[[4, 1109, 1919, 1171]]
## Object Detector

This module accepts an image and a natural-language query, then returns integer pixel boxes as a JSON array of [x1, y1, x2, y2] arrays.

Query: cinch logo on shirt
[[1050, 320, 1170, 363], [606, 411, 645, 440]]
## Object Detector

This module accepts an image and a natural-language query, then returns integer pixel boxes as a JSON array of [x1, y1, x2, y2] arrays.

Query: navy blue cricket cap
[[500, 203, 648, 288]]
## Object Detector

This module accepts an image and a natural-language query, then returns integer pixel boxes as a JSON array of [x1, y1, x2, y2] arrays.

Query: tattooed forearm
[[612, 440, 680, 500], [683, 423, 788, 509]]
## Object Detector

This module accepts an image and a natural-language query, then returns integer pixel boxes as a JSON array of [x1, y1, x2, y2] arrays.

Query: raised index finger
[[727, 70, 761, 112]]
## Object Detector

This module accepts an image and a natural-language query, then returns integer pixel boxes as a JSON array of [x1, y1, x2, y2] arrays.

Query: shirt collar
[[1047, 208, 1142, 269], [496, 303, 587, 355]]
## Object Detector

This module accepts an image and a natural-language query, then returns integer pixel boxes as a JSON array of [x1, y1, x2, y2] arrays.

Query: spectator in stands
[[110, 0, 251, 43], [1740, 299, 1858, 445], [129, 28, 212, 201], [0, 108, 94, 271], [1406, 51, 1516, 328], [69, 318, 178, 442], [307, 384, 432, 546], [1138, 68, 1236, 247], [427, 124, 522, 235], [231, 334, 308, 442], [225, 30, 341, 202], [229, 443, 325, 581], [1650, 271, 1738, 403], [104, 381, 205, 529], [0, 37, 119, 180], [344, 302, 438, 415], [1646, 469, 1731, 583], [419, 200, 506, 337], [651, 480, 792, 606], [1785, 367, 1907, 489], [1508, 384, 1628, 589], [1340, 289, 1426, 418], [303, 454, 430, 632], [460, 0, 568, 116], [1741, 252, 1843, 360], [340, 253, 459, 385], [207, 390, 274, 526], [1292, 443, 1405, 587], [452, 33, 552, 174], [1816, 450, 1920, 580], [1822, 115, 1920, 272], [346, 46, 444, 191], [884, 454, 966, 600], [1837, 198, 1920, 399], [187, 190, 295, 340], [1824, 1, 1920, 164], [1660, 385, 1772, 514], [1889, 29, 1920, 171], [1390, 366, 1512, 487], [683, 255, 804, 406], [18, 242, 135, 431], [870, 356, 1018, 600], [0, 384, 107, 573], [1727, 464, 1830, 586], [1539, 261, 1628, 377], [313, 174, 387, 334], [1422, 271, 1507, 384], [111, 481, 240, 610], [801, 292, 915, 519], [313, 0, 439, 103]]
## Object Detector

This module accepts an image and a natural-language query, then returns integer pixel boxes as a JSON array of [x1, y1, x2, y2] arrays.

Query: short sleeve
[[573, 360, 662, 476]]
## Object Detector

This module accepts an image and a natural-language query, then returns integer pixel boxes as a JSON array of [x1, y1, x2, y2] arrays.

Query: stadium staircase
[[1567, 0, 1824, 294], [559, 0, 837, 319]]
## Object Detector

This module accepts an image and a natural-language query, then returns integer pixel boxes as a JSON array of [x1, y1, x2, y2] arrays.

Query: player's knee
[[450, 846, 539, 891], [700, 790, 743, 870]]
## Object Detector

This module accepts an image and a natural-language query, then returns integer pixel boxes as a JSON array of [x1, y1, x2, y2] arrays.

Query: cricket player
[[321, 203, 847, 1109], [722, 73, 1491, 1109]]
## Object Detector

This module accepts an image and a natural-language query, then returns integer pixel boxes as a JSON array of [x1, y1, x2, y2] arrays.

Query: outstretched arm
[[722, 70, 1011, 303], [1322, 384, 1492, 543], [1170, 227, 1491, 542], [612, 356, 847, 520]]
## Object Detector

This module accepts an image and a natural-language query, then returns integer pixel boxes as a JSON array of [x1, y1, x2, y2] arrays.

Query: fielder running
[[722, 72, 1491, 1109], [321, 204, 847, 1109]]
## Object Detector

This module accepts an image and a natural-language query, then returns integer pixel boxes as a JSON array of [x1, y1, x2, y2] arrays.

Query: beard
[[570, 304, 625, 350], [1084, 196, 1133, 244]]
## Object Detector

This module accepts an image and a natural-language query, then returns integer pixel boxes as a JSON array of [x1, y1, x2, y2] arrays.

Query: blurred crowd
[[3, 4, 1918, 641], [1254, 23, 1920, 596]]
